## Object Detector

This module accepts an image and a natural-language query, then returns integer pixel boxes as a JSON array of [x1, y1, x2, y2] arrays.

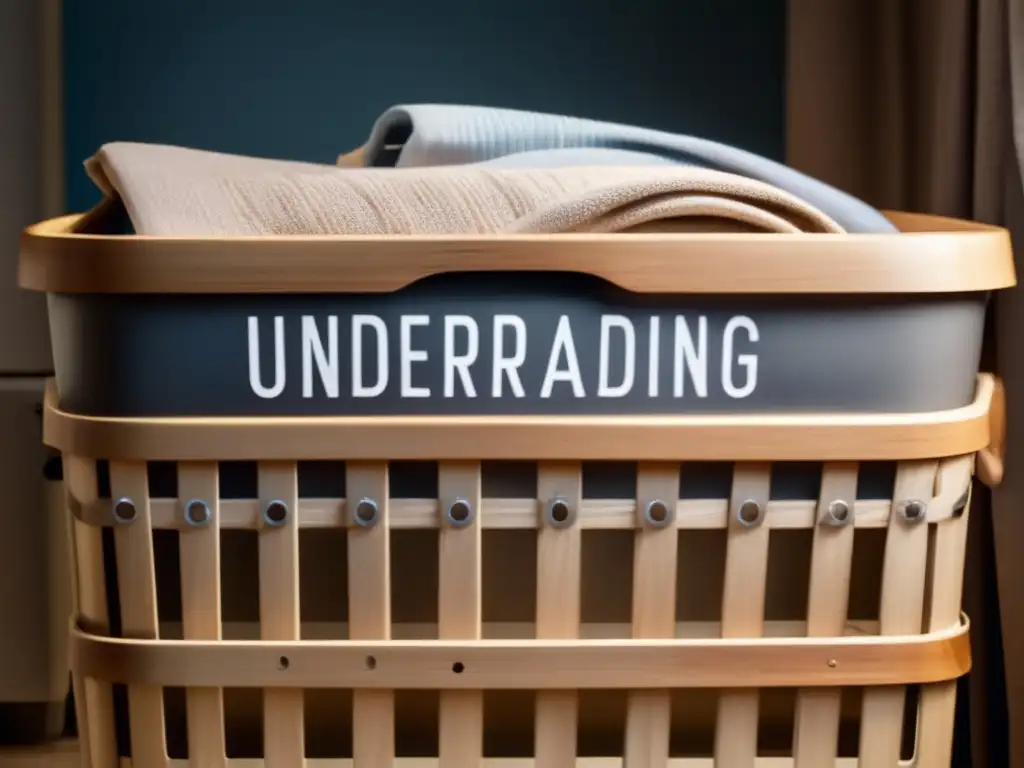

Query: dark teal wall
[[63, 0, 785, 212]]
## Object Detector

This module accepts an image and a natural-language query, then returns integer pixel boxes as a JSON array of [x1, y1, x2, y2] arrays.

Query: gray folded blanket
[[345, 104, 895, 233], [85, 142, 846, 237]]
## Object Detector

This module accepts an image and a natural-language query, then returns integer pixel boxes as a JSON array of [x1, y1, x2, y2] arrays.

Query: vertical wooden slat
[[624, 463, 680, 768], [258, 462, 304, 768], [858, 460, 938, 766], [916, 462, 971, 767], [438, 462, 483, 768], [346, 462, 394, 768], [178, 462, 226, 766], [109, 461, 168, 768], [64, 455, 116, 768], [535, 462, 583, 768], [793, 463, 858, 767], [714, 463, 772, 768], [46, 463, 73, 705]]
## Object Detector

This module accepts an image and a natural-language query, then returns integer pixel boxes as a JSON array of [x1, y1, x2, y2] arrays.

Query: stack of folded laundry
[[84, 104, 895, 236]]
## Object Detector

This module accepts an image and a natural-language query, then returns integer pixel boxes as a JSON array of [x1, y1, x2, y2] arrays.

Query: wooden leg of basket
[[714, 464, 771, 768], [64, 455, 116, 768], [65, 466, 91, 768], [858, 461, 938, 765], [438, 462, 483, 768], [110, 461, 168, 768], [915, 464, 971, 767], [346, 462, 394, 768], [535, 462, 582, 768], [624, 463, 679, 768], [177, 462, 226, 765], [258, 462, 304, 768], [793, 463, 857, 767]]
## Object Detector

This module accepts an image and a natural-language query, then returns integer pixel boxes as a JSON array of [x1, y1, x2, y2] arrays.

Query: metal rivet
[[545, 497, 576, 528], [898, 499, 927, 524], [824, 499, 851, 527], [263, 500, 290, 528], [184, 499, 212, 528], [736, 498, 764, 528], [112, 497, 137, 525], [644, 498, 674, 528], [352, 497, 380, 528], [446, 498, 474, 528]]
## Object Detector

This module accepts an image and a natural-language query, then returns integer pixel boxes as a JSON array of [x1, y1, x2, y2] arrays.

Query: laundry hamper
[[18, 207, 1014, 768]]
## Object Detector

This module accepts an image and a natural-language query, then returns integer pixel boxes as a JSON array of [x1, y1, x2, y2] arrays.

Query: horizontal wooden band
[[18, 211, 1015, 294], [45, 376, 995, 461], [67, 455, 972, 529], [143, 618, 884, 642], [71, 616, 970, 690], [0, 751, 867, 767]]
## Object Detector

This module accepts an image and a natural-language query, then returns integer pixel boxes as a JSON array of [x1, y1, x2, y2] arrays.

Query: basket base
[[0, 746, 890, 768]]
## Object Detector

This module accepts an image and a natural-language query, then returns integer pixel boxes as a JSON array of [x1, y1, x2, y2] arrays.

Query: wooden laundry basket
[[18, 207, 1015, 767]]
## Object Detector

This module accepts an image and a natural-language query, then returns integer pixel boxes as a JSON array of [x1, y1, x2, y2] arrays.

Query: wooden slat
[[915, 477, 971, 766], [12, 754, 873, 768], [857, 461, 938, 765], [437, 462, 483, 768], [41, 371, 999, 462], [535, 463, 583, 768], [346, 463, 394, 768], [44, 757, 872, 768], [625, 463, 680, 768], [109, 461, 168, 768], [714, 464, 772, 768], [793, 463, 858, 767], [69, 620, 971, 690], [64, 455, 116, 768], [86, 495, 971, 531], [257, 463, 304, 768], [177, 462, 226, 766]]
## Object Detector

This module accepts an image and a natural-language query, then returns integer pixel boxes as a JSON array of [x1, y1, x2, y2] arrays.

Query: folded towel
[[348, 104, 895, 234], [85, 142, 845, 237]]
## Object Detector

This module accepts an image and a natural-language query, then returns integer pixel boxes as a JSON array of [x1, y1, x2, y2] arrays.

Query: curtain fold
[[787, 2, 1021, 765]]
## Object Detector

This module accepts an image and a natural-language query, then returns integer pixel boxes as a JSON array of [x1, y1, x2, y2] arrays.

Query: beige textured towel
[[85, 142, 846, 237]]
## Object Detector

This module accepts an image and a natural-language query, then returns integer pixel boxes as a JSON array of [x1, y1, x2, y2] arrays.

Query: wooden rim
[[45, 376, 995, 461], [71, 615, 970, 690], [18, 211, 1015, 294]]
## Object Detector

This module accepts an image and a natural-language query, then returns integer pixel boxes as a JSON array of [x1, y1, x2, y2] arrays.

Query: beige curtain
[[787, 1, 1022, 766]]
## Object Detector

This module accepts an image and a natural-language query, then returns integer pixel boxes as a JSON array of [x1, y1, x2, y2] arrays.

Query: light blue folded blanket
[[360, 104, 896, 233]]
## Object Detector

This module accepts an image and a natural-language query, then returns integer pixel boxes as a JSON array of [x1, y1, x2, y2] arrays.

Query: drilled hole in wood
[[278, 656, 290, 671], [113, 498, 137, 525], [549, 499, 570, 524], [354, 498, 379, 527], [900, 499, 926, 523], [645, 499, 671, 527], [264, 500, 289, 527], [365, 655, 377, 671], [452, 662, 465, 674], [446, 499, 474, 527], [826, 499, 850, 526], [184, 499, 211, 527], [737, 499, 763, 527]]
